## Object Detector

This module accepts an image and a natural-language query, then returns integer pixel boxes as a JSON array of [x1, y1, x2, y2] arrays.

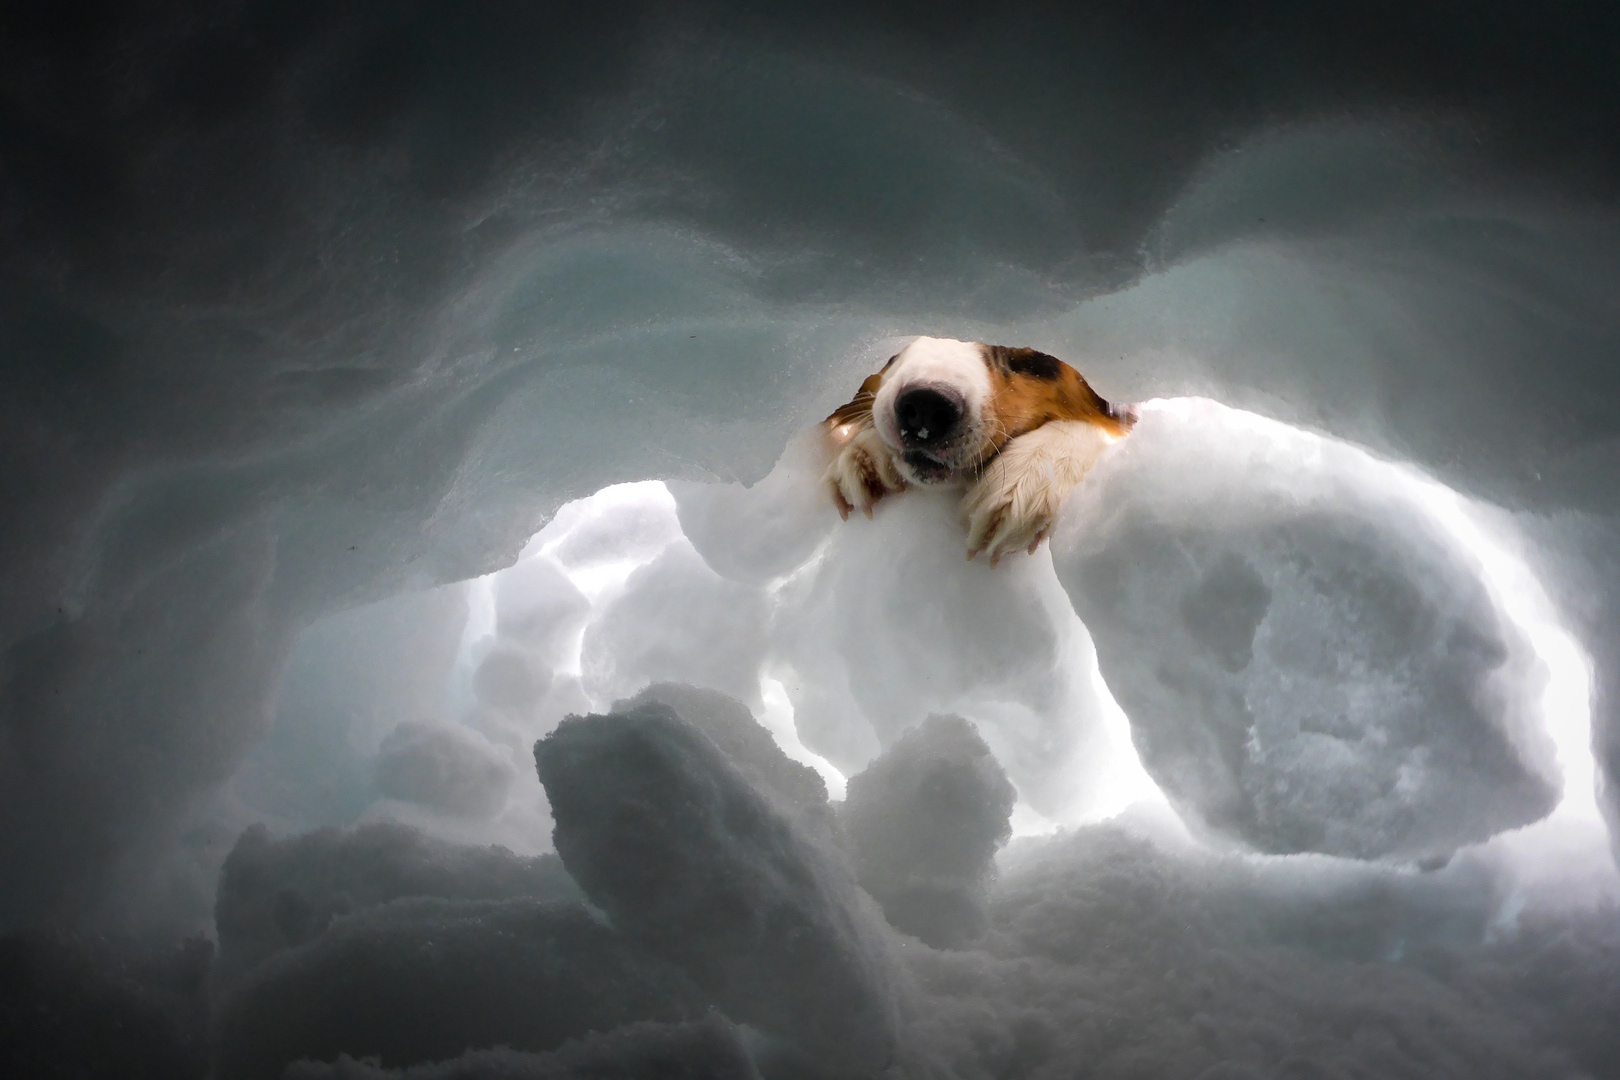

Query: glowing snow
[[1145, 396, 1597, 828], [442, 397, 1602, 880]]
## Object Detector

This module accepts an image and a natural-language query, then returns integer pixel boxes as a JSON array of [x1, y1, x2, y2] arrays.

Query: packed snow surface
[[172, 396, 1616, 1077]]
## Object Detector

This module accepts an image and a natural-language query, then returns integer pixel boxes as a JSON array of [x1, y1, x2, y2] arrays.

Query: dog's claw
[[823, 425, 905, 521], [829, 482, 853, 521], [960, 421, 1111, 565]]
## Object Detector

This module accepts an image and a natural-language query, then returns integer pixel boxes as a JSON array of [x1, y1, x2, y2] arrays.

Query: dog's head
[[827, 336, 1134, 485]]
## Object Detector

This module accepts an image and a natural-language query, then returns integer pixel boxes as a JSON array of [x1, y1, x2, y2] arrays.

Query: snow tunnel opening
[[250, 391, 1610, 908]]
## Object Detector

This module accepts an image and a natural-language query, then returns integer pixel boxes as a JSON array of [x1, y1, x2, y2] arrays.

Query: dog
[[822, 336, 1135, 563]]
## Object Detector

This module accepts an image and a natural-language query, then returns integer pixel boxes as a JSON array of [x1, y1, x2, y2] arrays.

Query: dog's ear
[[823, 355, 897, 427], [983, 344, 1134, 438]]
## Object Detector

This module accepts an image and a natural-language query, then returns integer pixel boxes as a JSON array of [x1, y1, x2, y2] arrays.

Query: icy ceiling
[[6, 2, 1620, 1078]]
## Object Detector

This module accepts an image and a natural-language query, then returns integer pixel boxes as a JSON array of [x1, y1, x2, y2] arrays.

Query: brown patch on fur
[[979, 345, 1133, 458], [824, 371, 885, 429]]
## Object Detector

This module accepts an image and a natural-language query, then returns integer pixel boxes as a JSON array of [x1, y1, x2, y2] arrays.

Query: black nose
[[894, 386, 963, 447]]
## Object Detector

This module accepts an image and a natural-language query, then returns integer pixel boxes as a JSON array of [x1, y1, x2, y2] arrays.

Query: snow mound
[[213, 898, 703, 1080], [534, 701, 905, 1075], [1055, 399, 1562, 860], [213, 823, 577, 987], [841, 714, 1016, 948]]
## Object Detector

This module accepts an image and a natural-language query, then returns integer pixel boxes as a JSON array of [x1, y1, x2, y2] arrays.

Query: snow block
[[534, 702, 905, 1075], [614, 683, 833, 832], [372, 722, 517, 819], [1054, 400, 1561, 860], [841, 715, 1016, 947]]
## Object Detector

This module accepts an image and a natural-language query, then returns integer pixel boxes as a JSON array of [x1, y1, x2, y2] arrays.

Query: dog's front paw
[[824, 425, 907, 520], [961, 420, 1114, 563], [961, 456, 1062, 564]]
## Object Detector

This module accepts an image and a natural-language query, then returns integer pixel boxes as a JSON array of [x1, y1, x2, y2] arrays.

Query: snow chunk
[[492, 556, 591, 660], [1054, 399, 1561, 860], [669, 429, 838, 586], [372, 722, 516, 819], [534, 702, 905, 1074], [471, 649, 554, 716], [676, 468, 1134, 823], [841, 714, 1016, 947], [579, 542, 769, 709], [614, 683, 833, 832]]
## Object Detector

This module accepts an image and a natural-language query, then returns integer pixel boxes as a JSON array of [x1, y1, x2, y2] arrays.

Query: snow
[[840, 715, 1017, 948], [7, 4, 1620, 1077], [1055, 397, 1569, 861], [193, 688, 1620, 1080], [535, 700, 905, 1075]]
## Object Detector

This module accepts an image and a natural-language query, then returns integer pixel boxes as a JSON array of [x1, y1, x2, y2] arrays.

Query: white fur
[[870, 336, 994, 479], [962, 419, 1118, 563]]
